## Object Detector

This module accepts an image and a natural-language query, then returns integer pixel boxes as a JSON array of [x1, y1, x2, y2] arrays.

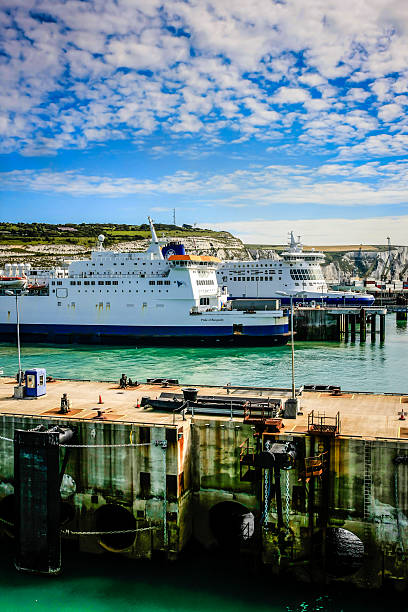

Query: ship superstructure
[[0, 219, 288, 345], [217, 232, 375, 307]]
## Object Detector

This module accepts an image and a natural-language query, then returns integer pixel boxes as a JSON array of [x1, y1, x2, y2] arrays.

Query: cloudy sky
[[1, 0, 408, 244]]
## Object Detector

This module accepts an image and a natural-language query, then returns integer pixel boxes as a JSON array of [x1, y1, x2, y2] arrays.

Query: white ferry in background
[[0, 219, 289, 346], [216, 232, 375, 308]]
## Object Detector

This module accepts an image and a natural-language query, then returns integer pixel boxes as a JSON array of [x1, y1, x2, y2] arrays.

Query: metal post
[[162, 444, 167, 548], [336, 314, 341, 340], [16, 293, 22, 383], [350, 314, 356, 341], [370, 314, 376, 342], [344, 314, 349, 342], [360, 309, 366, 343], [380, 314, 385, 342], [290, 295, 295, 400], [340, 314, 345, 338]]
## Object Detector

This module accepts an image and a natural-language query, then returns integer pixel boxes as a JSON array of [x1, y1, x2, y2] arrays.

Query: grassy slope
[[0, 222, 227, 248]]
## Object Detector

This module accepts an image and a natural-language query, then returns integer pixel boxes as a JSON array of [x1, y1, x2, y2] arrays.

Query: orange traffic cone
[[136, 399, 140, 408], [98, 395, 104, 404]]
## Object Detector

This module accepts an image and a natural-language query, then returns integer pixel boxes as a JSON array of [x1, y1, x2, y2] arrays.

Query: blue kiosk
[[24, 368, 46, 398]]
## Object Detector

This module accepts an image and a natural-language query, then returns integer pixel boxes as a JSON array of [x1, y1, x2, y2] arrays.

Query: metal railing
[[307, 410, 340, 435]]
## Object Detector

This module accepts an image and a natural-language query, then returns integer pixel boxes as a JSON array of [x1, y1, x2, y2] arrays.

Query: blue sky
[[1, 0, 408, 244]]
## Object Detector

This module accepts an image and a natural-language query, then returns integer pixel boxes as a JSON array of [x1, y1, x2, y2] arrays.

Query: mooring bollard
[[379, 314, 385, 342], [359, 309, 366, 343], [350, 314, 356, 341], [370, 314, 376, 342]]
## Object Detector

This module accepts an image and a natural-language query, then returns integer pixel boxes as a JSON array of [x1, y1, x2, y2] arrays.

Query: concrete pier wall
[[0, 410, 407, 589], [0, 415, 190, 560], [187, 423, 408, 589]]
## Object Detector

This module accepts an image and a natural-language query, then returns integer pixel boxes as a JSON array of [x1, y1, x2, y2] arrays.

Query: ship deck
[[0, 377, 407, 440]]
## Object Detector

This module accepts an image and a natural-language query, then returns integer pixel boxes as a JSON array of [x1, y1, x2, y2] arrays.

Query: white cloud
[[378, 103, 403, 122], [337, 134, 408, 159], [0, 0, 408, 158], [205, 216, 408, 246], [345, 88, 371, 103], [1, 161, 408, 209], [272, 87, 310, 105]]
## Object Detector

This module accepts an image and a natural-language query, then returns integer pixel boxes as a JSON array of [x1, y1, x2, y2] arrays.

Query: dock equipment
[[14, 425, 74, 574], [239, 436, 297, 528], [24, 368, 46, 398], [307, 410, 340, 436], [141, 393, 283, 419], [304, 451, 328, 482]]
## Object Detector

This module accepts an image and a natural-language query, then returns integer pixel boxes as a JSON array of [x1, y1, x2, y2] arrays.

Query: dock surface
[[0, 377, 407, 440]]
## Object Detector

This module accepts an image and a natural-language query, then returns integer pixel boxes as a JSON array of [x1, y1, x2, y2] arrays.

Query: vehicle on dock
[[216, 232, 375, 307], [0, 219, 288, 346]]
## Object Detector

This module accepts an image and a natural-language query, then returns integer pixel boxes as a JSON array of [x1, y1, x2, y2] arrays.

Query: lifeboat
[[26, 283, 47, 292], [0, 276, 27, 289]]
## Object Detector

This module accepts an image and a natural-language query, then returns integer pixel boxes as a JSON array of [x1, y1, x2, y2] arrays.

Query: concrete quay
[[231, 298, 388, 341], [0, 376, 407, 588]]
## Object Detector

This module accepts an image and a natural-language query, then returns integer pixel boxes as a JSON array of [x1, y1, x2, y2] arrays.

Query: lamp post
[[5, 289, 25, 398], [276, 291, 296, 400]]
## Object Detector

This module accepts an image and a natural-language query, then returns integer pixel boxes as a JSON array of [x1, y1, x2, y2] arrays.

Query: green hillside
[[0, 222, 222, 247]]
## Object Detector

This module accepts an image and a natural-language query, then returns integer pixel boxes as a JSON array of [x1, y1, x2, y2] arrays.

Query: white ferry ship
[[0, 219, 289, 346], [216, 233, 375, 307]]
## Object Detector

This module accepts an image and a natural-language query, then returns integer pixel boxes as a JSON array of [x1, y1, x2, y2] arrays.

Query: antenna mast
[[173, 208, 176, 226]]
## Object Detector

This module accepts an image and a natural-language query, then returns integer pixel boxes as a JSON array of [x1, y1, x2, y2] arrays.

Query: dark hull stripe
[[0, 323, 289, 346]]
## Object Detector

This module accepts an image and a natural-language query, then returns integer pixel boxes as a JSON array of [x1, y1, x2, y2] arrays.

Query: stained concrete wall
[[0, 413, 407, 589], [185, 420, 408, 589], [0, 415, 188, 560]]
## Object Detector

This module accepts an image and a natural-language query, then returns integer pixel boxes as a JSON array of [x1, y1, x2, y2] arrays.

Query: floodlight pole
[[290, 294, 295, 400], [5, 289, 24, 390], [15, 291, 22, 384]]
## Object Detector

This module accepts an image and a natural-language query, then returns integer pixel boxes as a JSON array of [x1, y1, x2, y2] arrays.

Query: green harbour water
[[0, 543, 404, 612], [0, 313, 407, 611], [1, 315, 407, 393]]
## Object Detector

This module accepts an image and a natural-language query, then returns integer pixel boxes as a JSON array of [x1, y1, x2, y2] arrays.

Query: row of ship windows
[[230, 276, 281, 282], [52, 280, 172, 286], [86, 261, 158, 266], [85, 260, 212, 268], [228, 270, 276, 275], [148, 280, 172, 285], [227, 263, 281, 268], [196, 279, 215, 285], [53, 289, 170, 294], [289, 271, 322, 280], [57, 302, 167, 308], [290, 269, 322, 275]]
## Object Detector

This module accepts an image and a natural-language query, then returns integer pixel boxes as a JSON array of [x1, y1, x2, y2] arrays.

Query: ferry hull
[[0, 323, 290, 346]]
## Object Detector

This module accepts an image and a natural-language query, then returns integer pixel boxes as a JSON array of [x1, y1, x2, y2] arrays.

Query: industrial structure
[[0, 376, 407, 588]]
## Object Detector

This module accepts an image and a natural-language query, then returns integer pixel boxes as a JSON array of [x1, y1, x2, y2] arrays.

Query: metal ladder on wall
[[363, 440, 372, 548]]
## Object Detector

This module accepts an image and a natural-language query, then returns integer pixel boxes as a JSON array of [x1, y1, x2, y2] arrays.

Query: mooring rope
[[0, 434, 163, 449], [285, 470, 290, 527], [262, 468, 270, 525], [59, 442, 152, 448], [61, 526, 157, 536]]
